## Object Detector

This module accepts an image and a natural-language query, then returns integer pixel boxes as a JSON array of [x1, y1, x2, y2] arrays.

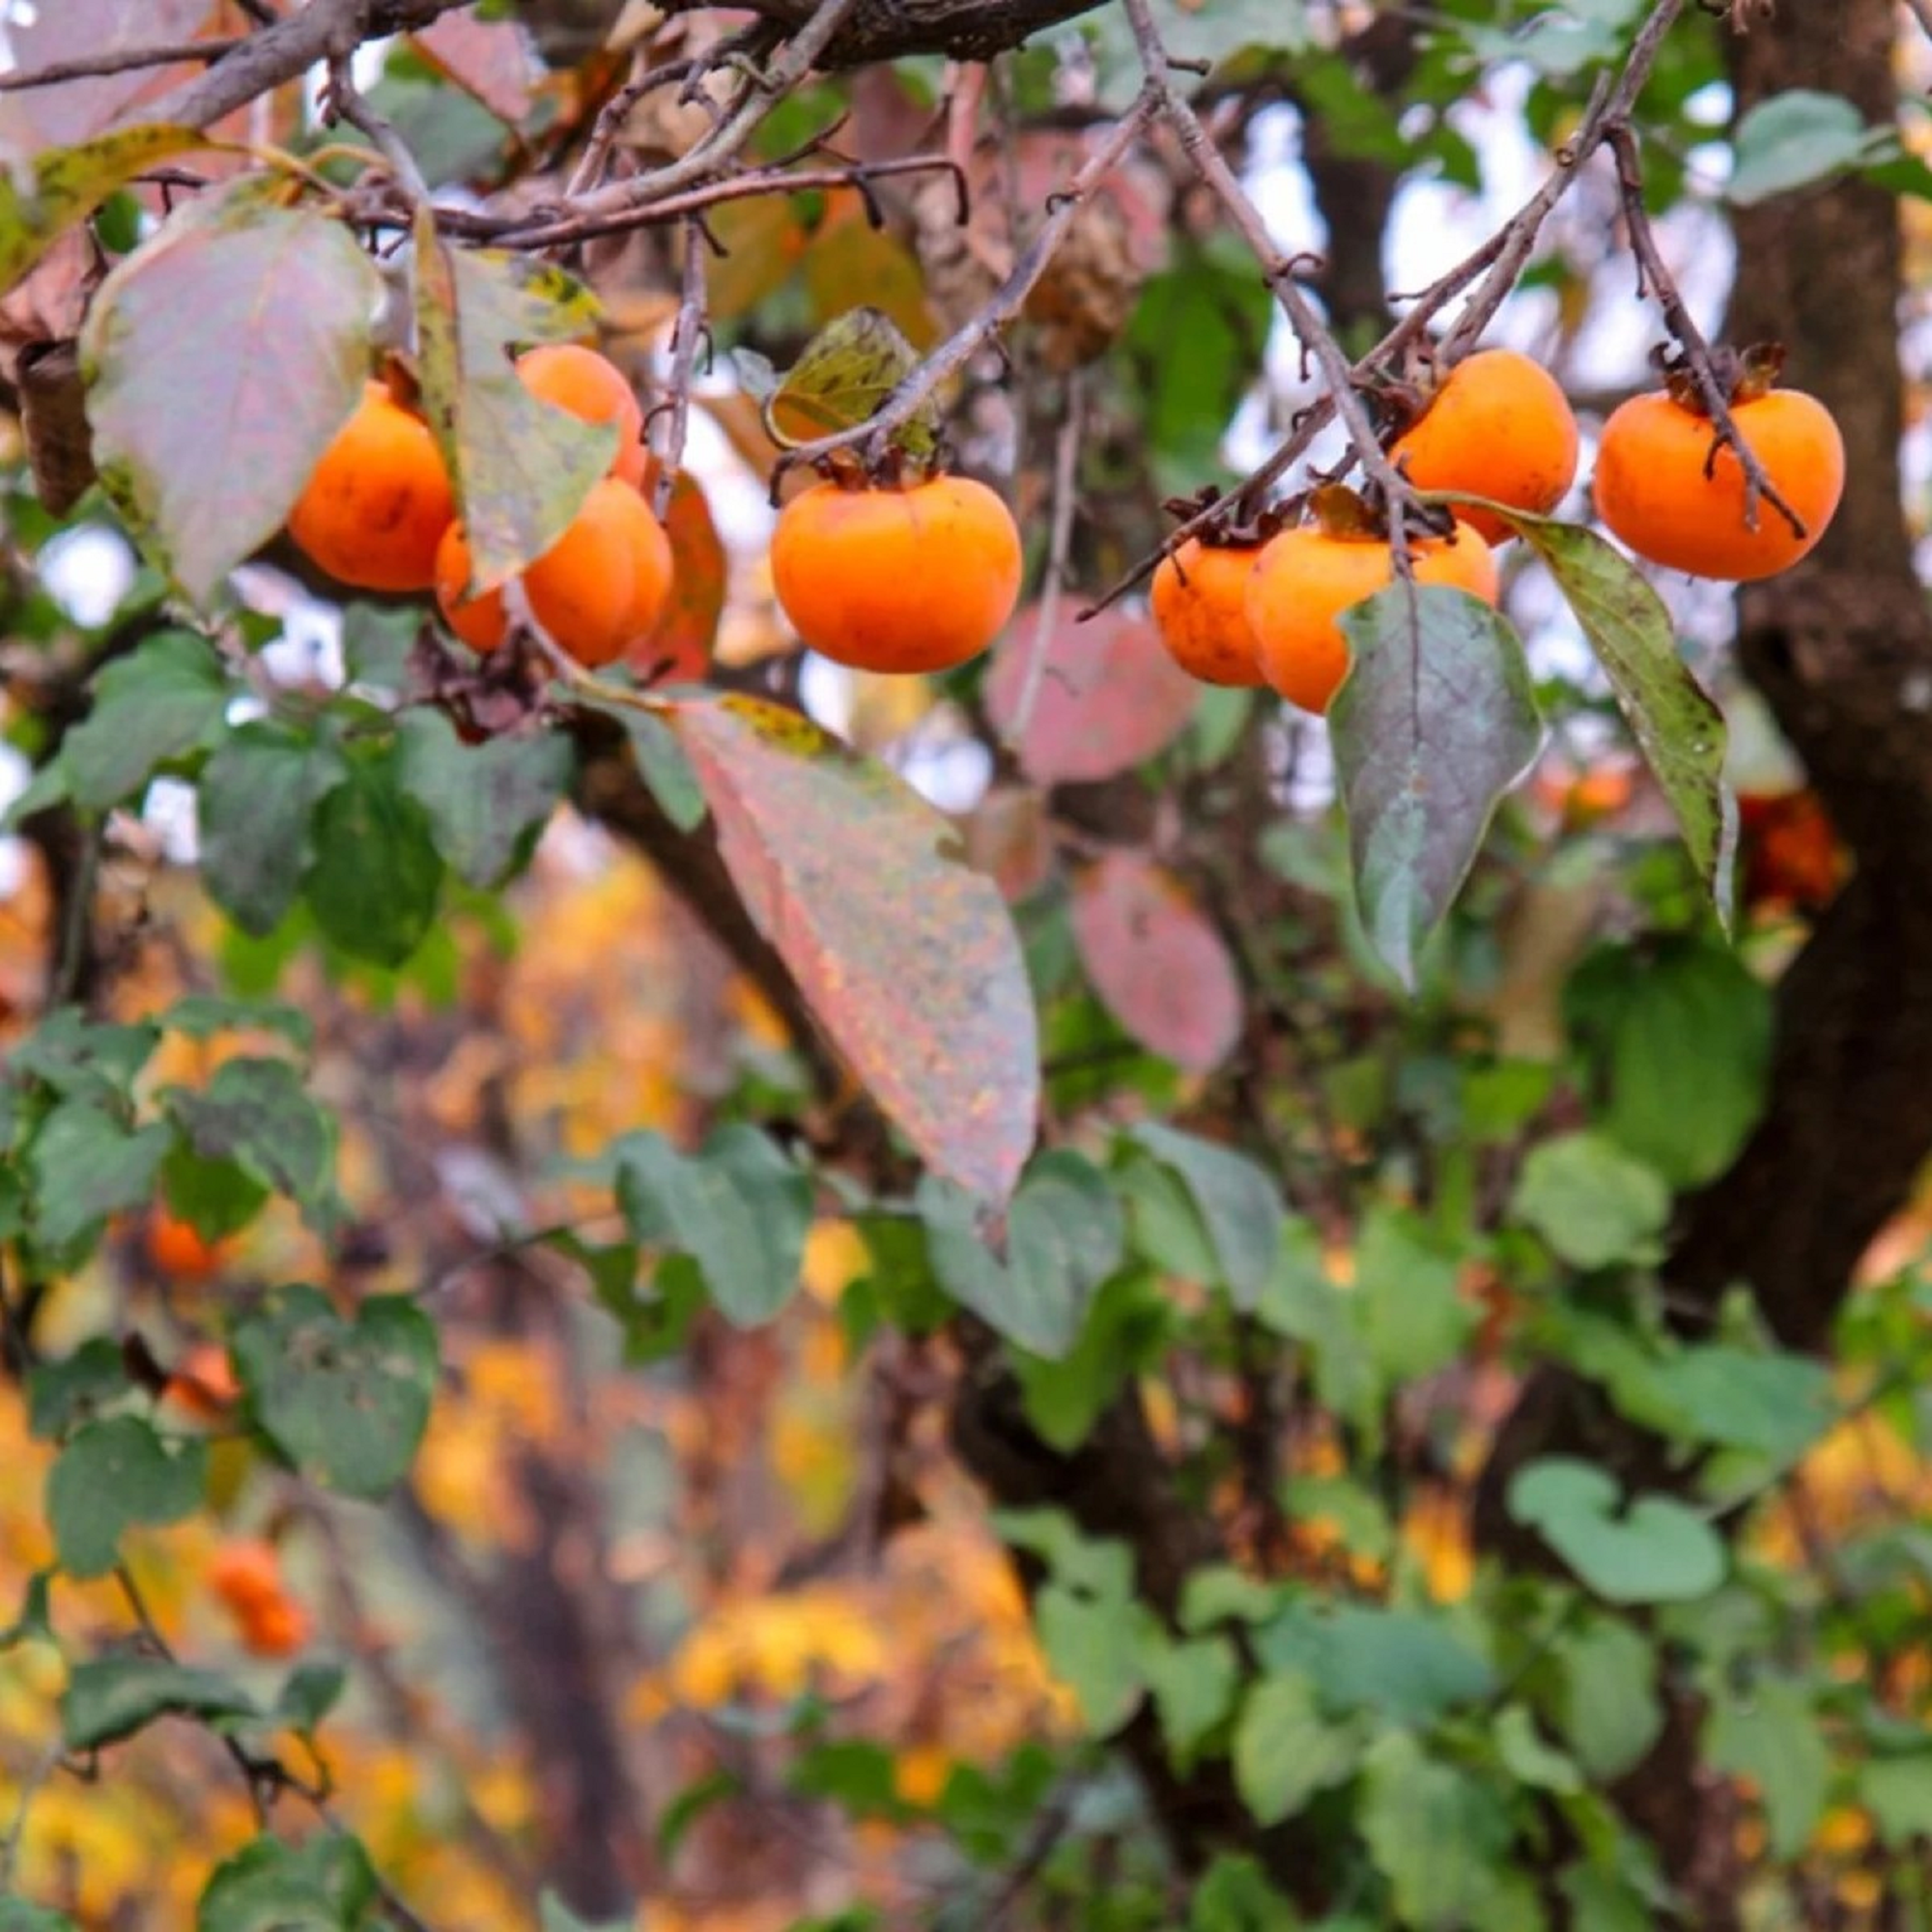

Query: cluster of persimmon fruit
[[287, 343, 676, 668], [1151, 346, 1846, 713]]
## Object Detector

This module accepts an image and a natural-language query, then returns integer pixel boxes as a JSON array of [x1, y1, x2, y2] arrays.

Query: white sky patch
[[42, 526, 134, 628]]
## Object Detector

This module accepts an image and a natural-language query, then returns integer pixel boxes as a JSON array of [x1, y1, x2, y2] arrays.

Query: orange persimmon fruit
[[146, 1208, 228, 1282], [436, 477, 675, 668], [160, 1342, 242, 1424], [1151, 539, 1267, 687], [1245, 521, 1500, 715], [518, 342, 648, 489], [771, 475, 1023, 675], [1593, 382, 1844, 582], [287, 381, 454, 592], [1389, 348, 1580, 544]]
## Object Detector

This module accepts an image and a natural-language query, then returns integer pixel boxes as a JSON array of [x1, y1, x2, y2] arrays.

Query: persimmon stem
[[1604, 123, 1808, 540]]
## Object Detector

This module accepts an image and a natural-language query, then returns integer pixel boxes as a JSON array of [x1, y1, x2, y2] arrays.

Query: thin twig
[[0, 39, 242, 92], [322, 48, 431, 204], [652, 218, 710, 521], [1605, 121, 1806, 537], [778, 88, 1157, 477], [1010, 369, 1084, 743]]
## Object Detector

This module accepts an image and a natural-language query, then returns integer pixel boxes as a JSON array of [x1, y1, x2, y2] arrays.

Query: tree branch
[[658, 0, 1107, 67]]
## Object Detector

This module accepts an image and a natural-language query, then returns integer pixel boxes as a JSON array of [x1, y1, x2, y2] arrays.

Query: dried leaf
[[1070, 851, 1242, 1072], [669, 695, 1038, 1202], [81, 180, 380, 605], [638, 470, 725, 683], [984, 606, 1199, 785], [767, 305, 937, 456]]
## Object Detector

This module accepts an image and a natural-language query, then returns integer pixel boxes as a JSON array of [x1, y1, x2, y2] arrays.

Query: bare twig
[[777, 88, 1158, 477], [652, 219, 710, 521], [1605, 122, 1806, 537], [322, 48, 431, 204], [0, 39, 242, 93]]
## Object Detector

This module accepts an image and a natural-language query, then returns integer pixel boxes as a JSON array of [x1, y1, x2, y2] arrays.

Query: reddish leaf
[[984, 606, 1198, 785], [634, 471, 725, 684], [669, 695, 1039, 1202], [412, 10, 534, 125], [80, 180, 380, 605], [1069, 852, 1241, 1074], [0, 0, 213, 150], [958, 784, 1055, 904]]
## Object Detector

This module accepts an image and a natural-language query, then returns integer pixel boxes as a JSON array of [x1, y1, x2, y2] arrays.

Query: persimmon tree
[[0, 0, 1927, 1926]]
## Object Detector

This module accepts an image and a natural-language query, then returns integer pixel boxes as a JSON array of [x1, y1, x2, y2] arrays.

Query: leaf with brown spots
[[668, 695, 1039, 1202]]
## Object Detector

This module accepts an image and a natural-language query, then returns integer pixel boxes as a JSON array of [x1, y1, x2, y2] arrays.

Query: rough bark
[[660, 0, 1107, 68]]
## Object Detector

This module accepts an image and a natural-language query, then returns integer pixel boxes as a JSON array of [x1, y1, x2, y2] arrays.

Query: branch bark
[[658, 0, 1107, 67]]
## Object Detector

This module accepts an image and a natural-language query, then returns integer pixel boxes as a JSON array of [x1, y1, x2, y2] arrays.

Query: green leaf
[[47, 1416, 207, 1578], [669, 695, 1038, 1203], [614, 705, 707, 833], [232, 1287, 438, 1500], [616, 1125, 811, 1328], [1328, 585, 1542, 989], [1862, 1752, 1932, 1846], [197, 1833, 378, 1932], [921, 1151, 1124, 1358], [161, 1141, 271, 1243], [1143, 1632, 1239, 1763], [7, 1011, 157, 1099], [1188, 1855, 1300, 1932], [63, 1655, 257, 1752], [1232, 1672, 1360, 1826], [28, 1338, 128, 1441], [1256, 1603, 1494, 1723], [161, 995, 314, 1052], [1035, 1584, 1144, 1737], [199, 723, 349, 937], [396, 709, 574, 889], [340, 604, 423, 690], [1705, 1677, 1830, 1857], [766, 305, 937, 458], [1729, 89, 1882, 205], [412, 214, 614, 591], [1508, 1459, 1726, 1605], [303, 748, 445, 968], [1494, 1702, 1583, 1794], [0, 124, 206, 298], [1355, 1206, 1470, 1381], [64, 629, 231, 811], [1511, 1131, 1670, 1270], [277, 1662, 348, 1734], [1510, 520, 1734, 915], [1125, 1124, 1282, 1310], [1565, 936, 1772, 1188], [1359, 1731, 1515, 1929], [0, 1902, 79, 1931], [1555, 1615, 1662, 1779], [28, 1101, 173, 1248], [164, 1057, 334, 1209], [82, 182, 382, 605], [1648, 1345, 1833, 1462]]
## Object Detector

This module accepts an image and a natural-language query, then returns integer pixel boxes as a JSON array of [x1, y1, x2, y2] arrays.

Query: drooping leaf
[[1233, 1673, 1360, 1826], [47, 1415, 207, 1578], [163, 1056, 334, 1210], [1509, 518, 1734, 914], [396, 709, 574, 889], [276, 1662, 348, 1734], [62, 1655, 255, 1752], [412, 213, 614, 591], [63, 628, 230, 811], [1126, 1124, 1283, 1311], [196, 1833, 378, 1932], [920, 1150, 1125, 1358], [615, 1125, 811, 1328], [231, 1286, 438, 1500], [1328, 584, 1543, 989], [639, 470, 728, 683], [28, 1101, 173, 1248], [1508, 1458, 1727, 1605], [669, 695, 1038, 1202], [198, 722, 350, 937], [984, 607, 1199, 785], [616, 705, 707, 832], [765, 305, 936, 456], [303, 747, 445, 968], [1069, 852, 1242, 1073], [0, 124, 207, 295], [81, 181, 382, 604]]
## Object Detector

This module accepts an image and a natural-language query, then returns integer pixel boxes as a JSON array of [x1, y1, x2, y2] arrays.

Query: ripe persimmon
[[209, 1538, 285, 1617], [436, 478, 675, 668], [1593, 383, 1844, 581], [287, 382, 453, 592], [160, 1342, 242, 1425], [240, 1597, 310, 1659], [771, 475, 1023, 675], [146, 1208, 228, 1282], [518, 343, 648, 489], [1245, 521, 1500, 715], [1389, 349, 1579, 544], [1151, 539, 1267, 687]]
